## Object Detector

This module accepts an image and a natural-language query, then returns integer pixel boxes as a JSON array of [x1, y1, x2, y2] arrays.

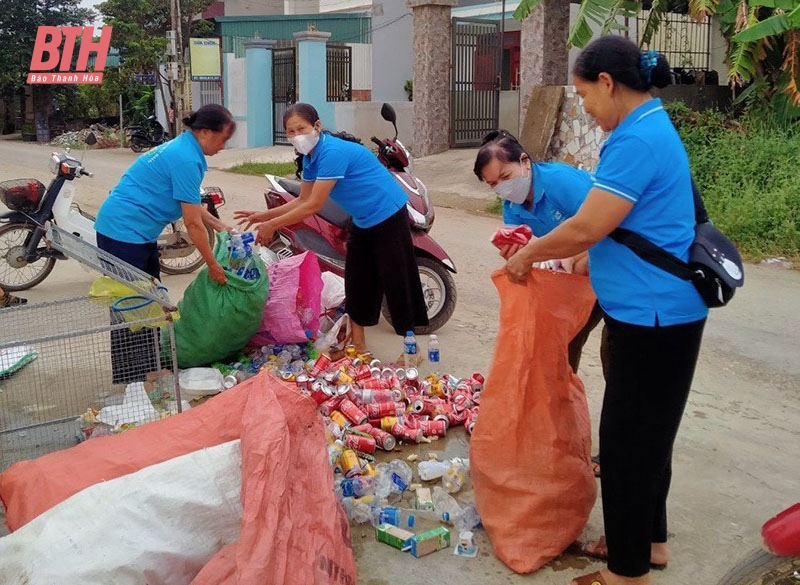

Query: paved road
[[1, 139, 798, 585]]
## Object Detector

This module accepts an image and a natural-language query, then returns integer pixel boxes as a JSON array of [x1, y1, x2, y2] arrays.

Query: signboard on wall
[[189, 38, 221, 81]]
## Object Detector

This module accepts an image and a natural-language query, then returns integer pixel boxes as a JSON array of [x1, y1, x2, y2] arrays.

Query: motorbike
[[125, 116, 169, 153], [0, 133, 225, 291], [717, 502, 800, 585], [263, 103, 457, 334]]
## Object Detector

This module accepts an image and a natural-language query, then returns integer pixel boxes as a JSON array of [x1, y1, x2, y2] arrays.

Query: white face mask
[[289, 129, 319, 155], [494, 162, 531, 204]]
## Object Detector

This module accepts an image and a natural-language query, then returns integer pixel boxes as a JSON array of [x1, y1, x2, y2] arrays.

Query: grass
[[224, 161, 297, 177], [486, 197, 503, 215]]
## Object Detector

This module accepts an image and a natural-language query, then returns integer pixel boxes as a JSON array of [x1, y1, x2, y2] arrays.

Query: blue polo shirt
[[301, 133, 407, 228], [502, 162, 593, 235], [95, 131, 205, 243], [589, 98, 708, 326]]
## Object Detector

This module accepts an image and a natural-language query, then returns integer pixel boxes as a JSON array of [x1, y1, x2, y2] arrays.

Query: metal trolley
[[0, 225, 181, 470]]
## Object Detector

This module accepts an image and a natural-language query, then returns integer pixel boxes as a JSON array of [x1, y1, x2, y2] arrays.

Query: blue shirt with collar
[[301, 133, 408, 229], [588, 98, 708, 326], [502, 161, 593, 235], [95, 131, 205, 243]]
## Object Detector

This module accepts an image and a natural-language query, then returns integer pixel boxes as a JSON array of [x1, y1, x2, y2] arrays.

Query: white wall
[[349, 43, 372, 90], [225, 53, 248, 149], [333, 101, 414, 152], [371, 1, 413, 102], [318, 0, 371, 11], [223, 0, 284, 16]]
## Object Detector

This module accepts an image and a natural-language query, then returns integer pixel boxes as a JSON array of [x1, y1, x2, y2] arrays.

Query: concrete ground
[[0, 139, 798, 585]]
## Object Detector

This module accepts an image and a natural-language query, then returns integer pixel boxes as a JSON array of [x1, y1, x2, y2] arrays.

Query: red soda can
[[448, 408, 469, 427], [471, 372, 486, 391], [419, 418, 448, 438], [367, 427, 397, 451], [309, 354, 332, 378], [380, 367, 395, 380], [433, 413, 451, 430], [464, 408, 478, 434], [471, 390, 482, 405], [344, 433, 376, 454], [353, 364, 372, 382], [360, 377, 391, 390], [351, 423, 374, 433], [364, 401, 402, 419], [368, 417, 382, 427], [405, 367, 420, 389], [339, 398, 368, 425], [295, 373, 312, 393], [331, 357, 351, 371], [452, 387, 474, 412], [310, 381, 333, 405], [408, 398, 425, 414], [390, 422, 423, 444], [318, 395, 345, 417]]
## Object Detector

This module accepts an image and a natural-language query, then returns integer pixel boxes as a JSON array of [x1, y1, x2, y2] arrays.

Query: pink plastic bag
[[251, 252, 323, 346], [490, 224, 533, 249]]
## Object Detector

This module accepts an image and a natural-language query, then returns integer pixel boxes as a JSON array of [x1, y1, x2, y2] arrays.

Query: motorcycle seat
[[276, 177, 351, 230]]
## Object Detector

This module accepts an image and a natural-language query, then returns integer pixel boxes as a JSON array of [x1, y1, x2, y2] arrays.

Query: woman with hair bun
[[95, 104, 236, 285], [502, 36, 707, 585]]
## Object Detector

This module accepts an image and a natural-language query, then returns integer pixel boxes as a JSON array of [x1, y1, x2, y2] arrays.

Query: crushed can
[[464, 408, 478, 434], [309, 354, 332, 378]]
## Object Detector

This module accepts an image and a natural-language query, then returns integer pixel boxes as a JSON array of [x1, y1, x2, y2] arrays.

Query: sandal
[[0, 292, 27, 308], [591, 454, 601, 478], [580, 537, 668, 570], [571, 571, 608, 585]]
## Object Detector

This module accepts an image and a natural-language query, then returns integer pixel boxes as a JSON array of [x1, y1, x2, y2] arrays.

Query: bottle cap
[[405, 330, 414, 336], [408, 514, 415, 527]]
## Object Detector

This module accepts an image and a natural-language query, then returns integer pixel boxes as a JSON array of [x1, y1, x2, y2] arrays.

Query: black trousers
[[568, 300, 607, 375], [345, 208, 429, 335], [599, 313, 705, 577]]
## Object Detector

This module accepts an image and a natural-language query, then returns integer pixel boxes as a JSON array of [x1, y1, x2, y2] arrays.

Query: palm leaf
[[639, 0, 668, 46], [600, 0, 641, 36], [728, 7, 761, 84], [689, 0, 721, 22], [782, 28, 800, 104], [567, 0, 627, 47], [512, 0, 543, 21], [733, 13, 791, 42]]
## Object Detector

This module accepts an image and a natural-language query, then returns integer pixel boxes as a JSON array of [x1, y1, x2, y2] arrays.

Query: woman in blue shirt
[[95, 104, 235, 285], [235, 103, 428, 351], [473, 130, 603, 375], [504, 37, 707, 585]]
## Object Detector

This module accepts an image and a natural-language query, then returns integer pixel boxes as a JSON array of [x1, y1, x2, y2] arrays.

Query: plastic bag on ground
[[250, 251, 322, 346], [320, 271, 346, 313], [0, 441, 243, 585], [470, 268, 598, 574], [179, 367, 225, 400], [168, 232, 269, 368], [0, 374, 356, 585]]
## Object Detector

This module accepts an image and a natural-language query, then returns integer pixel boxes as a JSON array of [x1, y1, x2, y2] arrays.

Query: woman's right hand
[[208, 260, 227, 285], [233, 210, 267, 230]]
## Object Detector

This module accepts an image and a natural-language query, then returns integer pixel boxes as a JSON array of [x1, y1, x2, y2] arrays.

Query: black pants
[[568, 300, 608, 375], [345, 208, 429, 335], [600, 313, 705, 577], [96, 233, 161, 384]]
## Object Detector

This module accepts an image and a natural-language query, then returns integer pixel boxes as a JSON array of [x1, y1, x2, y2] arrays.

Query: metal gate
[[326, 45, 352, 102], [451, 17, 501, 147], [273, 47, 296, 145]]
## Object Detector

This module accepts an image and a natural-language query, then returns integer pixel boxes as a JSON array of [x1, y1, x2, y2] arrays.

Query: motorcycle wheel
[[129, 140, 144, 153], [158, 221, 215, 275], [381, 256, 457, 335], [0, 223, 57, 291], [716, 549, 800, 585]]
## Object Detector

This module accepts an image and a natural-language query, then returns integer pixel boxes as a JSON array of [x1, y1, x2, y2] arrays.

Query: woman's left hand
[[505, 247, 534, 284], [255, 221, 276, 245]]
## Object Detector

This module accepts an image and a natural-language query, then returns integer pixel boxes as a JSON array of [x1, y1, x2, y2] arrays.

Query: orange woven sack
[[470, 269, 598, 573]]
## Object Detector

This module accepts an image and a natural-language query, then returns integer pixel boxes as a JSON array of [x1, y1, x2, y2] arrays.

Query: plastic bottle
[[442, 457, 470, 493], [418, 459, 451, 481], [427, 334, 440, 376], [432, 486, 463, 521], [334, 476, 375, 499], [453, 501, 482, 532], [403, 330, 417, 369], [389, 459, 413, 493], [369, 506, 453, 528]]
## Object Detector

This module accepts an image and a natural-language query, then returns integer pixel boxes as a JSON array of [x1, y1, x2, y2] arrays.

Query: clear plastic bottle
[[418, 459, 451, 481], [369, 506, 452, 528], [389, 459, 413, 493], [442, 457, 470, 493], [433, 486, 463, 521], [453, 501, 482, 532], [334, 476, 375, 499], [403, 330, 417, 369], [427, 334, 440, 376]]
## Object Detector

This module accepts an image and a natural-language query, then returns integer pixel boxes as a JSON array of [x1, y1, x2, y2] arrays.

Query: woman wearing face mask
[[474, 130, 604, 376], [234, 103, 428, 351], [504, 36, 707, 585]]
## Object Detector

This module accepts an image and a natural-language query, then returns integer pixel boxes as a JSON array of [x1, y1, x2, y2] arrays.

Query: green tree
[[0, 0, 93, 133]]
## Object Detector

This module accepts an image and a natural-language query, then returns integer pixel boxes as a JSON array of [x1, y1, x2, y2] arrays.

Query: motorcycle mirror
[[85, 132, 97, 146], [380, 103, 398, 140]]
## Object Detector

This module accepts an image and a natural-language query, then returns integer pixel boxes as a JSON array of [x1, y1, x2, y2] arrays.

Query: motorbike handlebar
[[370, 137, 384, 149], [80, 169, 93, 177]]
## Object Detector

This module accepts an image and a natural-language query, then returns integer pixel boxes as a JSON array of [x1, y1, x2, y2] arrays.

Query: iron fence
[[326, 45, 352, 102], [273, 47, 297, 145], [637, 10, 712, 72]]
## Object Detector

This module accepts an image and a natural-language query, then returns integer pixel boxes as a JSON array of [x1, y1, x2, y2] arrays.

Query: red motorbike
[[717, 502, 800, 584], [264, 103, 457, 334]]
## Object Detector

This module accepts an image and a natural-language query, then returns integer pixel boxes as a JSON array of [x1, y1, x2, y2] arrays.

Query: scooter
[[125, 116, 169, 153], [716, 502, 800, 584], [263, 103, 457, 334], [0, 134, 224, 291]]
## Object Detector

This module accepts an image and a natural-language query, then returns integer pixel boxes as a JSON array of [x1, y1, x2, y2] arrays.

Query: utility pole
[[168, 0, 184, 137]]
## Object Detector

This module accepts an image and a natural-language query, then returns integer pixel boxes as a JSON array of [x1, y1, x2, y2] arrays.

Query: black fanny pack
[[609, 178, 744, 308]]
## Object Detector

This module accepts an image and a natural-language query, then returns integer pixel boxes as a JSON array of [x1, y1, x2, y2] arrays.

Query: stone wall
[[547, 86, 606, 171]]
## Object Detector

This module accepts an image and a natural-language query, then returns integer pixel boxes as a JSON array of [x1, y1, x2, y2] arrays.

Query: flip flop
[[591, 454, 601, 478], [571, 571, 608, 585], [0, 292, 27, 308], [580, 537, 668, 570]]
